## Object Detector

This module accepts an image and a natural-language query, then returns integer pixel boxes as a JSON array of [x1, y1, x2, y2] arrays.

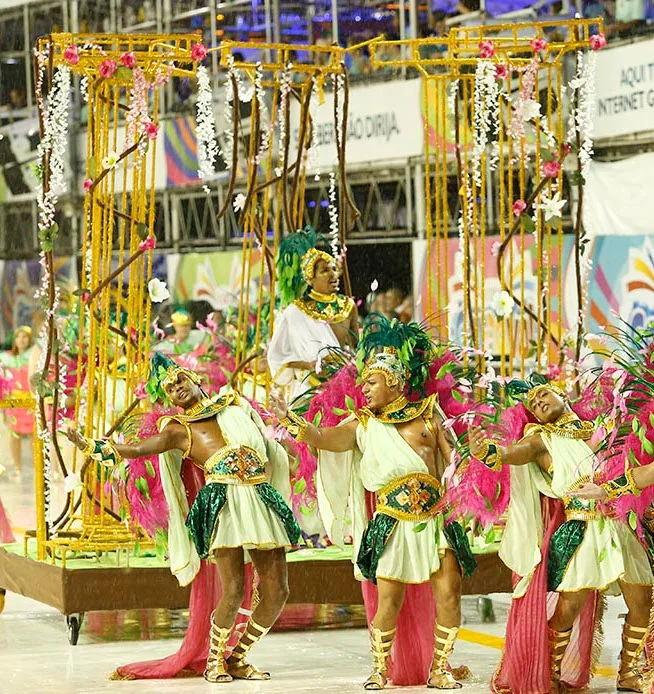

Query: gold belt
[[565, 509, 602, 522], [205, 473, 267, 486], [203, 444, 267, 486], [376, 472, 442, 522]]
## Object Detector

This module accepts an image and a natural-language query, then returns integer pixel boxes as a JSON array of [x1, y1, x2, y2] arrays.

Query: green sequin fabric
[[186, 483, 228, 559], [547, 519, 586, 590], [254, 482, 302, 545], [185, 482, 301, 559], [444, 521, 477, 578], [357, 513, 398, 584], [356, 515, 477, 584]]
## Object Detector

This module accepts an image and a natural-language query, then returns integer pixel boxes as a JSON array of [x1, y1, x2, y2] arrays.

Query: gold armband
[[81, 436, 122, 468], [474, 439, 502, 472], [279, 410, 308, 443], [601, 469, 641, 500]]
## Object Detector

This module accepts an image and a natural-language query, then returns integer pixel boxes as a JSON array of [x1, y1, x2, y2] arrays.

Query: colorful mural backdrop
[[414, 234, 654, 355]]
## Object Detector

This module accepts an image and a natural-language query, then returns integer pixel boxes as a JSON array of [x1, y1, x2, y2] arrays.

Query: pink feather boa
[[122, 406, 176, 537]]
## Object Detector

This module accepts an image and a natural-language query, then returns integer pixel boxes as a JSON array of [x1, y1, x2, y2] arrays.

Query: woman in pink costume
[[1, 326, 34, 475]]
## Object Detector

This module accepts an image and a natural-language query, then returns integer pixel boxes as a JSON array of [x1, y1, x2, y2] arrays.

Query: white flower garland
[[254, 62, 270, 166], [277, 63, 293, 173], [328, 171, 339, 256], [196, 64, 218, 193], [471, 60, 500, 187], [221, 56, 236, 168], [566, 51, 596, 180], [306, 80, 320, 174]]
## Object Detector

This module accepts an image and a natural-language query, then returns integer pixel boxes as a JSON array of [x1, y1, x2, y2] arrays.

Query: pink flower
[[139, 235, 157, 251], [479, 40, 495, 59], [494, 63, 509, 80], [490, 240, 501, 257], [541, 160, 561, 178], [563, 142, 571, 158], [530, 37, 548, 53], [590, 33, 607, 51], [99, 59, 117, 79], [512, 199, 527, 217], [80, 290, 90, 303], [83, 178, 93, 192], [63, 45, 80, 65], [134, 383, 148, 400], [144, 121, 159, 140], [129, 327, 139, 343], [120, 51, 136, 69], [191, 43, 208, 62]]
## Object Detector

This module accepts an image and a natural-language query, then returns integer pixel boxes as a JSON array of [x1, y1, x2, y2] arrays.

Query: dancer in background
[[268, 226, 358, 404], [0, 326, 35, 476]]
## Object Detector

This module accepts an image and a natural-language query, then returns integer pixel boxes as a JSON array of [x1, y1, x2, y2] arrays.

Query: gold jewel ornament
[[541, 412, 596, 441], [601, 469, 641, 500], [279, 410, 308, 442], [293, 290, 354, 323]]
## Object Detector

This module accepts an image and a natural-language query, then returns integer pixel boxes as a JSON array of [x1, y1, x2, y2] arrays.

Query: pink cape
[[491, 497, 600, 694], [113, 460, 254, 679]]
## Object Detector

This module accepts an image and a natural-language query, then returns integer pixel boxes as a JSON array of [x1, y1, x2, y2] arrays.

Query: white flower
[[274, 167, 282, 178], [101, 151, 119, 170], [64, 472, 82, 493], [515, 99, 541, 122], [370, 279, 379, 292], [148, 278, 171, 303], [233, 193, 246, 213], [492, 290, 515, 319], [536, 192, 567, 222]]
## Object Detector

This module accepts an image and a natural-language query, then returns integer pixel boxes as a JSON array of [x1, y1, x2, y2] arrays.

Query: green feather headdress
[[356, 313, 436, 394], [146, 352, 202, 404], [276, 226, 333, 306]]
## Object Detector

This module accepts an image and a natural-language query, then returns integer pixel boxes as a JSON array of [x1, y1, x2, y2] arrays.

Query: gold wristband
[[601, 469, 641, 500], [474, 439, 502, 472], [81, 435, 95, 457], [280, 410, 308, 443]]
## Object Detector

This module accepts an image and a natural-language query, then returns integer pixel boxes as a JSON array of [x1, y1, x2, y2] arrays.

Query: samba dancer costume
[[478, 379, 653, 694], [278, 316, 475, 690], [268, 227, 358, 544], [267, 226, 356, 402], [80, 354, 300, 682]]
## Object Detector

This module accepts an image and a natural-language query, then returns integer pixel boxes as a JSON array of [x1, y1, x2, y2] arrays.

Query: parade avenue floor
[[0, 455, 630, 693]]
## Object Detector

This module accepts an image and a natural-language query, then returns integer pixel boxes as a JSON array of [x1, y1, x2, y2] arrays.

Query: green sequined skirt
[[186, 481, 301, 559], [357, 513, 476, 584]]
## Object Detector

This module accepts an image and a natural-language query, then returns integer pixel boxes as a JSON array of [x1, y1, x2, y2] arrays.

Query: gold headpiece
[[526, 383, 568, 411], [300, 248, 334, 283], [171, 311, 193, 327], [161, 364, 202, 391], [15, 325, 32, 338], [360, 348, 408, 389]]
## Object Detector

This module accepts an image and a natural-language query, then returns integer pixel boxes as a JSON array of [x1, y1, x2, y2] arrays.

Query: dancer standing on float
[[267, 226, 358, 404], [66, 353, 300, 683], [468, 379, 653, 693], [271, 315, 475, 690], [268, 226, 359, 544]]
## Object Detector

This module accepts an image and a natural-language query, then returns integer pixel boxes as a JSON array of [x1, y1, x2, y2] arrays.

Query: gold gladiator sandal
[[548, 627, 572, 694], [363, 626, 396, 690], [204, 612, 233, 683], [227, 619, 271, 680], [428, 624, 462, 689], [617, 623, 648, 692]]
